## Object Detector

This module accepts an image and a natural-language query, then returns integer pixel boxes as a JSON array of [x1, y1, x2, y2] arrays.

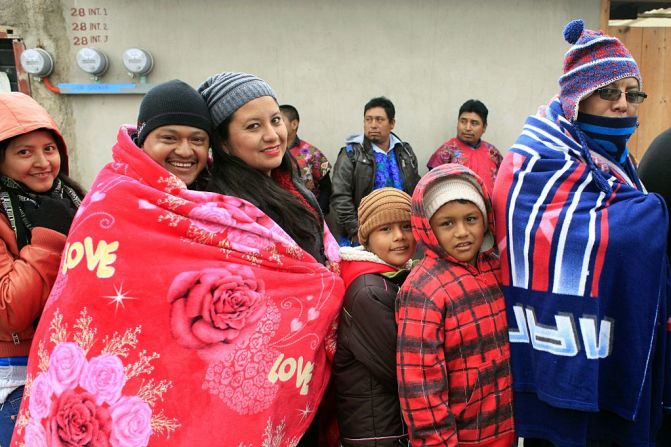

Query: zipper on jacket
[[11, 332, 20, 345]]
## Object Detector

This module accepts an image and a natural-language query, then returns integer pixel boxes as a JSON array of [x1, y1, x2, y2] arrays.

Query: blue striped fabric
[[493, 98, 670, 446], [0, 356, 28, 366], [576, 112, 638, 164]]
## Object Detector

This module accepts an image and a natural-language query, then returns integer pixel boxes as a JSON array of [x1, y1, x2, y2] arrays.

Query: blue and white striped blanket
[[493, 98, 670, 445]]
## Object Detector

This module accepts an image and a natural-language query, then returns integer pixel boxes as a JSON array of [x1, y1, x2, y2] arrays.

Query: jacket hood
[[411, 163, 495, 264], [0, 92, 69, 175], [344, 133, 364, 145], [344, 132, 402, 148]]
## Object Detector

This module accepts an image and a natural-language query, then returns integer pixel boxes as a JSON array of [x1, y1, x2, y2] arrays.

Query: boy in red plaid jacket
[[396, 163, 514, 446]]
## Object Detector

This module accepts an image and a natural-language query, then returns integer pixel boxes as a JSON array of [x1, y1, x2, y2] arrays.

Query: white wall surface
[[5, 0, 600, 187]]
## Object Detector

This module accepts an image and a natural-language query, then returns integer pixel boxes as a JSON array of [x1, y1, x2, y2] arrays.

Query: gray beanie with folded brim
[[423, 175, 494, 252], [198, 72, 276, 128], [423, 176, 487, 223]]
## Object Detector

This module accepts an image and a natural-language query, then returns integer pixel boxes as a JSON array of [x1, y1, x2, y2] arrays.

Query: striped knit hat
[[198, 72, 276, 128], [559, 19, 641, 122], [357, 188, 412, 245]]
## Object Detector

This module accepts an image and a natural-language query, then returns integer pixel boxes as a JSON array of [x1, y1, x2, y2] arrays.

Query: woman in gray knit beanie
[[198, 73, 332, 446], [198, 72, 326, 264]]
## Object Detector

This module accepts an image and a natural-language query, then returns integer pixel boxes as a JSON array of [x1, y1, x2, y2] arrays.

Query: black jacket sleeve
[[317, 173, 332, 215], [331, 148, 359, 240], [346, 282, 399, 393]]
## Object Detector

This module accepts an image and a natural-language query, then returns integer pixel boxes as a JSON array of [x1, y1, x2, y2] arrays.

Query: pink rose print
[[109, 396, 152, 447], [226, 228, 272, 253], [25, 419, 47, 446], [188, 204, 232, 233], [167, 266, 267, 358], [49, 342, 87, 396], [29, 373, 54, 420], [47, 389, 112, 447], [79, 354, 126, 406]]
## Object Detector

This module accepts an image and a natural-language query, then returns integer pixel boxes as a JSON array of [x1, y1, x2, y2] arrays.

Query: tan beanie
[[357, 188, 412, 244], [423, 176, 487, 224]]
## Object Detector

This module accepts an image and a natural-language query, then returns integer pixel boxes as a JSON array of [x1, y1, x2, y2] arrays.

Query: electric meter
[[122, 48, 153, 75], [76, 48, 109, 76], [20, 48, 54, 77]]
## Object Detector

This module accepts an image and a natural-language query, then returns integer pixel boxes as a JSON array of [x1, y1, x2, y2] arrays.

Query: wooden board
[[608, 25, 670, 160]]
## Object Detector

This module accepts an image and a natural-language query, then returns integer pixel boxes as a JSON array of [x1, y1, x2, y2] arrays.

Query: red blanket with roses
[[11, 125, 345, 447]]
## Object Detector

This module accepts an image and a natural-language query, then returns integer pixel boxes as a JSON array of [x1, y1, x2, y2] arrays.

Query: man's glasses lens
[[596, 88, 647, 104]]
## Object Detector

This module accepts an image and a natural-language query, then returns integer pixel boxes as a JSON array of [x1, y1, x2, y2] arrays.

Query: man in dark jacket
[[639, 127, 671, 259], [638, 128, 671, 445], [331, 97, 420, 245]]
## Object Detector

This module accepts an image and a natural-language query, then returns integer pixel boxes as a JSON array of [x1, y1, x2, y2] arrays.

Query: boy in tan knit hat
[[333, 187, 416, 446]]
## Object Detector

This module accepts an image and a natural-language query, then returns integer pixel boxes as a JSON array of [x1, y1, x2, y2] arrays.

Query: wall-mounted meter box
[[20, 48, 54, 77], [122, 48, 153, 75], [76, 47, 109, 76]]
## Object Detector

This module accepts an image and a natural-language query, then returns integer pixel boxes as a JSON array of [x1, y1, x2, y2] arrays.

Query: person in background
[[331, 96, 420, 246], [0, 92, 84, 444], [280, 104, 332, 214], [639, 127, 671, 258], [334, 187, 416, 447], [199, 72, 345, 446], [638, 127, 671, 445], [427, 99, 502, 194], [397, 163, 514, 446], [492, 19, 668, 446]]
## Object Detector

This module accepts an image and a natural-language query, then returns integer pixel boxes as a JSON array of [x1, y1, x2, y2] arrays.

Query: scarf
[[0, 176, 81, 248], [270, 168, 325, 263], [373, 148, 404, 191], [576, 112, 638, 165], [11, 125, 345, 447], [492, 98, 669, 445]]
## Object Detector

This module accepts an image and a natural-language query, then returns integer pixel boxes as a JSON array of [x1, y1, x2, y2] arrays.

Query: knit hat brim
[[423, 176, 488, 225]]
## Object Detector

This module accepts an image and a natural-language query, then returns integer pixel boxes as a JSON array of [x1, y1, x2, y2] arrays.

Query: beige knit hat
[[357, 188, 412, 244], [423, 176, 487, 224]]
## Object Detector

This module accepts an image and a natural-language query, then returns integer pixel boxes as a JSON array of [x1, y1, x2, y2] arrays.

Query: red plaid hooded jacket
[[396, 163, 514, 446]]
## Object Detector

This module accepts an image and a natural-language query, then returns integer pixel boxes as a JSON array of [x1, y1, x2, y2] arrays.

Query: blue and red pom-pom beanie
[[558, 19, 641, 122]]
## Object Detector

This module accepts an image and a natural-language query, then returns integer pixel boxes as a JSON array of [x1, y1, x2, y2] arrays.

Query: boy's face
[[366, 221, 416, 268], [429, 200, 485, 266]]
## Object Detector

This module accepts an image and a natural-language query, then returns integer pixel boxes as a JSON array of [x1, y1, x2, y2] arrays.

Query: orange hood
[[0, 92, 69, 175]]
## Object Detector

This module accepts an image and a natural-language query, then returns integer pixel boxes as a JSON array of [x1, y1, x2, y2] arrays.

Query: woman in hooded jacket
[[0, 92, 84, 443]]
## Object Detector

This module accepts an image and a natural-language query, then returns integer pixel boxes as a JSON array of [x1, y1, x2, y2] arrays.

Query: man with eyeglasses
[[331, 96, 420, 245], [492, 19, 668, 447]]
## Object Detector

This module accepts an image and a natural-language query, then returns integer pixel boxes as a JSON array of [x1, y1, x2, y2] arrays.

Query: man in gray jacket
[[331, 97, 420, 245]]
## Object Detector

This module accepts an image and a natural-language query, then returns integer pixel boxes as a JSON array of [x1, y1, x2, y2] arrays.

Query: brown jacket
[[0, 215, 65, 357]]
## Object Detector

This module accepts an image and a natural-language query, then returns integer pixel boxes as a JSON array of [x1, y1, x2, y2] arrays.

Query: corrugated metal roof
[[610, 7, 671, 26]]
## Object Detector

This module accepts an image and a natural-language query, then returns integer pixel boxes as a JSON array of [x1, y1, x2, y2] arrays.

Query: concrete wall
[[2, 0, 600, 187]]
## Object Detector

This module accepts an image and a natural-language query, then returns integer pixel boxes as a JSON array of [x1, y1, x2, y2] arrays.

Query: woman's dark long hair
[[207, 117, 322, 248]]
